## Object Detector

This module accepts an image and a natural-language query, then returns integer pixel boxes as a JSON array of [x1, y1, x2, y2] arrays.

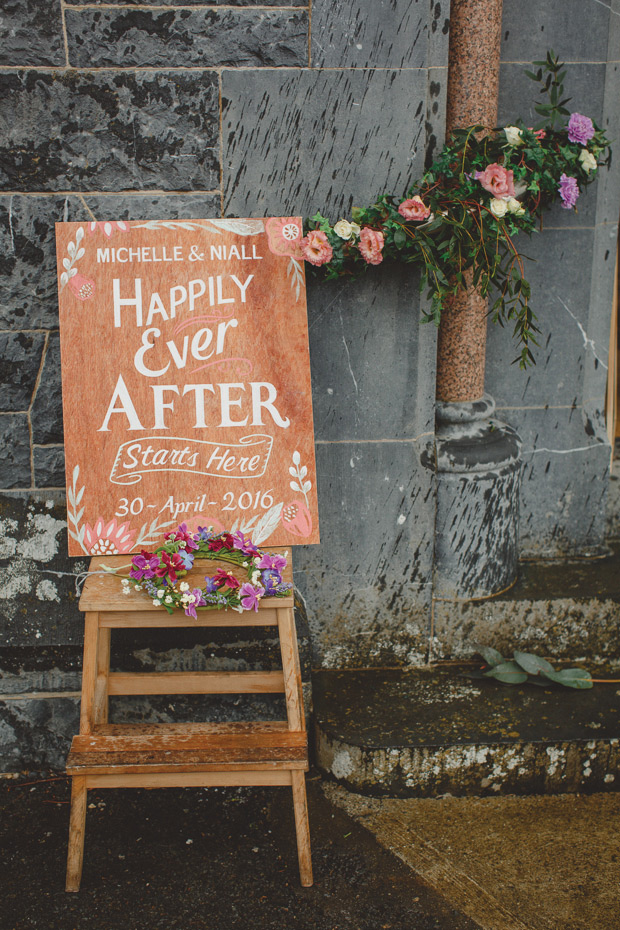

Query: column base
[[434, 394, 522, 599]]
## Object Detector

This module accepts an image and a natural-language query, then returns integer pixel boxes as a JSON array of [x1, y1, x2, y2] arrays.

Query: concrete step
[[432, 542, 620, 662], [313, 665, 620, 797]]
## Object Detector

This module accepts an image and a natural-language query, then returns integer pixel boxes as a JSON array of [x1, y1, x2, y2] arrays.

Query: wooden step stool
[[65, 552, 312, 891]]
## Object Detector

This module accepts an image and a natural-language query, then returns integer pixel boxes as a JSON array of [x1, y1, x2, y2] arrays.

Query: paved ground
[[0, 771, 475, 930], [328, 784, 620, 930]]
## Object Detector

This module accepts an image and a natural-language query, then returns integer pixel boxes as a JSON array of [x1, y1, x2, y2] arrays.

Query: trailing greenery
[[300, 52, 611, 368], [468, 645, 593, 689]]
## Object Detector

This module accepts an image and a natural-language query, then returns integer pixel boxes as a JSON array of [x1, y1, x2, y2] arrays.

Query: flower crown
[[120, 523, 291, 617]]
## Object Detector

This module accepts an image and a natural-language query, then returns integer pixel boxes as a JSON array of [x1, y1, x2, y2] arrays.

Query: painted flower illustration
[[83, 517, 137, 555], [265, 216, 304, 259], [68, 273, 95, 301], [88, 220, 130, 238], [281, 500, 313, 538]]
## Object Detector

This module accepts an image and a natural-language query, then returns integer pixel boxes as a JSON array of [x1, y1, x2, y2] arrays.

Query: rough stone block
[[486, 228, 597, 408], [0, 696, 79, 772], [499, 62, 606, 129], [223, 69, 430, 217], [0, 195, 89, 330], [307, 264, 436, 443], [0, 332, 45, 412], [0, 0, 65, 67], [30, 333, 62, 445], [310, 0, 436, 69], [500, 405, 610, 557], [0, 493, 86, 645], [0, 417, 30, 489], [501, 0, 611, 63], [0, 71, 219, 192], [33, 447, 65, 488], [66, 8, 308, 68], [81, 192, 222, 222], [293, 438, 435, 668]]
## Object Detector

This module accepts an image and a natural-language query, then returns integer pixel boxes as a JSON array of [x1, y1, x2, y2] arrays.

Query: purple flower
[[166, 522, 199, 551], [256, 553, 287, 573], [196, 526, 213, 542], [184, 588, 206, 620], [568, 113, 595, 146], [129, 550, 160, 581], [261, 569, 282, 594], [204, 576, 219, 594], [231, 531, 261, 557], [239, 582, 263, 612], [558, 173, 580, 209]]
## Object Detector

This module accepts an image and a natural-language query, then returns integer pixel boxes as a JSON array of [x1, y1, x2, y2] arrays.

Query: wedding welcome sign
[[56, 217, 319, 556]]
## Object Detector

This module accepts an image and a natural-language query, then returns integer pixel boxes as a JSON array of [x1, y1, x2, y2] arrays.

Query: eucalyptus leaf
[[476, 645, 504, 667], [484, 661, 528, 685], [513, 651, 555, 675], [542, 668, 593, 689]]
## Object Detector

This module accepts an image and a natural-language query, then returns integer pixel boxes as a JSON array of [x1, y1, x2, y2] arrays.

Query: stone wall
[[485, 0, 620, 557], [0, 0, 446, 769]]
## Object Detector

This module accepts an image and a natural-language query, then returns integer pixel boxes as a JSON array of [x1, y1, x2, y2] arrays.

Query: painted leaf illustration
[[208, 218, 265, 236], [251, 503, 284, 544]]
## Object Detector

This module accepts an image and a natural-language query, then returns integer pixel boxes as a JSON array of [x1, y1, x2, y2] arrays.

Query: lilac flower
[[261, 569, 282, 594], [567, 113, 595, 146], [178, 548, 195, 570], [256, 553, 287, 573], [239, 582, 264, 612], [558, 173, 580, 209], [184, 588, 206, 620]]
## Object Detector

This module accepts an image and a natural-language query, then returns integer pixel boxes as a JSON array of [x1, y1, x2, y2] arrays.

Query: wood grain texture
[[292, 769, 313, 886], [106, 669, 285, 695], [72, 723, 304, 752], [65, 776, 87, 893], [84, 771, 293, 789], [56, 218, 320, 555]]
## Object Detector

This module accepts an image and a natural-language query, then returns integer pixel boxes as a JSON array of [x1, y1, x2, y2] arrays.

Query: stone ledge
[[314, 666, 620, 797]]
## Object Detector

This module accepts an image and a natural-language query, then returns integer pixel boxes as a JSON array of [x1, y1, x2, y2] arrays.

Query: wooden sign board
[[56, 217, 320, 556]]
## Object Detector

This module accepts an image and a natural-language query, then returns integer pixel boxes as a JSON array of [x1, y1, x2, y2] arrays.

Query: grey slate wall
[[485, 0, 620, 557], [0, 0, 446, 769]]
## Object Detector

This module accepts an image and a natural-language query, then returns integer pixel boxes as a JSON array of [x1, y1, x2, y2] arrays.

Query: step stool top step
[[79, 553, 294, 612]]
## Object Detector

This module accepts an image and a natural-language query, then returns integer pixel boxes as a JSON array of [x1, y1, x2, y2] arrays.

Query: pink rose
[[398, 195, 431, 222], [476, 163, 515, 199], [301, 229, 333, 266], [358, 228, 384, 265]]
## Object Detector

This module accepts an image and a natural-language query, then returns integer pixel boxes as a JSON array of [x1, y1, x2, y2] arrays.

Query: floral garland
[[296, 53, 611, 368], [118, 523, 292, 617]]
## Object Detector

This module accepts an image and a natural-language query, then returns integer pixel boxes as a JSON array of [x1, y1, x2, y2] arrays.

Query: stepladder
[[65, 551, 312, 891]]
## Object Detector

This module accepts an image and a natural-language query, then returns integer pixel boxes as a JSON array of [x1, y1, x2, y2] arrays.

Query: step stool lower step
[[313, 666, 620, 797]]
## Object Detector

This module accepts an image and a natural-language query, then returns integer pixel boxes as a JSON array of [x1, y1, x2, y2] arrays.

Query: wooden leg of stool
[[65, 776, 87, 892], [291, 771, 313, 886]]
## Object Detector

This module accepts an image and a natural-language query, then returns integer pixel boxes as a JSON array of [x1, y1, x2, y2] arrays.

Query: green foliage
[[303, 53, 611, 368], [468, 647, 593, 689]]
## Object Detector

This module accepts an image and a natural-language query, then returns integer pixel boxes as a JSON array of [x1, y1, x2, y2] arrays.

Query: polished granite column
[[434, 0, 522, 598]]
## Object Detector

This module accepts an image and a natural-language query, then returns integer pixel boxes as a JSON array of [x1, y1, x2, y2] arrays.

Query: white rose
[[334, 219, 354, 240], [152, 599, 161, 606], [157, 589, 165, 598], [504, 126, 523, 146], [350, 223, 361, 238], [578, 149, 597, 174], [165, 596, 172, 604], [506, 197, 525, 216], [179, 582, 190, 592], [490, 198, 508, 218]]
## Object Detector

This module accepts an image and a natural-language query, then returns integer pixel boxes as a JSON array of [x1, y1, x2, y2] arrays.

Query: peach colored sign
[[56, 217, 319, 555]]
